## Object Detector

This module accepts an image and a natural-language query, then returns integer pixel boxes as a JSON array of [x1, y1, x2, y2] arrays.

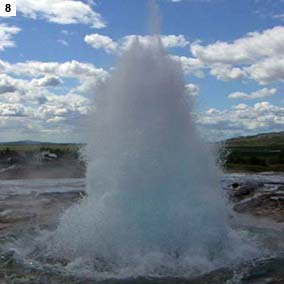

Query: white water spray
[[43, 5, 256, 278]]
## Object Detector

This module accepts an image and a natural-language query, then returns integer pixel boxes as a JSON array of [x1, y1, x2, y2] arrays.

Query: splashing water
[[40, 36, 257, 279]]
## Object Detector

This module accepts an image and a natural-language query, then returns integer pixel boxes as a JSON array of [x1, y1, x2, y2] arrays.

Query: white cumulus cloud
[[0, 24, 21, 51], [210, 65, 247, 81], [185, 83, 200, 96], [84, 34, 118, 53], [84, 34, 190, 53], [160, 34, 189, 48], [228, 88, 277, 100], [33, 76, 63, 87], [188, 26, 284, 84], [246, 57, 284, 85], [197, 101, 284, 140], [191, 26, 284, 65], [17, 0, 105, 28]]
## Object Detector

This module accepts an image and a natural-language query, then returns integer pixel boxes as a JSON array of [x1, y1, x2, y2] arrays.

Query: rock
[[234, 192, 284, 222], [277, 185, 284, 192], [232, 182, 239, 189], [0, 249, 23, 268], [233, 186, 253, 197], [1, 249, 15, 261], [230, 181, 259, 200]]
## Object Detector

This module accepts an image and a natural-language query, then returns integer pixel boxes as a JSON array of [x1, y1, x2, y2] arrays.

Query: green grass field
[[223, 131, 284, 172]]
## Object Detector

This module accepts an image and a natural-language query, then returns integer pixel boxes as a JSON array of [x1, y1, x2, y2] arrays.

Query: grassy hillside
[[223, 132, 284, 172], [225, 131, 284, 147], [1, 132, 284, 175], [0, 141, 83, 152]]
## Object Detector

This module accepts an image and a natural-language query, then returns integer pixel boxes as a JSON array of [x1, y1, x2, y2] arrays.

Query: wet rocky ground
[[226, 177, 284, 223], [0, 187, 86, 283], [0, 175, 283, 283], [0, 160, 85, 180]]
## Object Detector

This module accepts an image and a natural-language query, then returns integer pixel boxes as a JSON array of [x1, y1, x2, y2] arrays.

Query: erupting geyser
[[44, 19, 251, 279]]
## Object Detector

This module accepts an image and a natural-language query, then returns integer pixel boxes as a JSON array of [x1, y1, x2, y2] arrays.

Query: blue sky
[[0, 0, 284, 142]]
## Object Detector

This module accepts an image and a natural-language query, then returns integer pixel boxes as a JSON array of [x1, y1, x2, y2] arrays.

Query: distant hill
[[0, 141, 84, 146], [0, 140, 48, 146], [2, 132, 284, 148], [0, 141, 86, 152], [223, 131, 284, 172], [225, 131, 284, 147]]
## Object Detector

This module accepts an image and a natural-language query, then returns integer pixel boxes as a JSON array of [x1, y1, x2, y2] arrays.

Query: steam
[[148, 0, 162, 35], [41, 2, 257, 279]]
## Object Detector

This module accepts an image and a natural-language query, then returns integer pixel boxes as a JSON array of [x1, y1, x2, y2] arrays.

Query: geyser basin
[[40, 36, 255, 279]]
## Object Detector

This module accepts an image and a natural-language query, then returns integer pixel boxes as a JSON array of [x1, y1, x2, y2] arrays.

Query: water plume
[[148, 0, 162, 35], [42, 4, 256, 279]]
